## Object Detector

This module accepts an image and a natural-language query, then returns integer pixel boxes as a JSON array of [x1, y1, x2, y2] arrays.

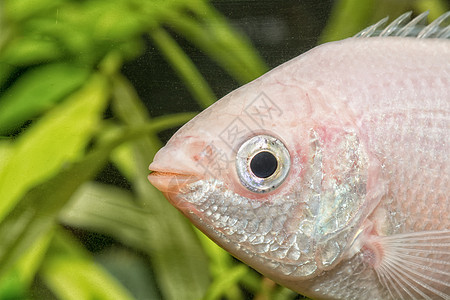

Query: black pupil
[[250, 151, 278, 178]]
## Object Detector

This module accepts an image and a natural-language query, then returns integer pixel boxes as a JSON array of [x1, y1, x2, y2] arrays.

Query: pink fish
[[148, 12, 450, 300]]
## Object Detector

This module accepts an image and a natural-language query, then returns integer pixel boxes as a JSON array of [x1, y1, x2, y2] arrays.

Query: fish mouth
[[148, 159, 202, 195], [147, 171, 200, 194]]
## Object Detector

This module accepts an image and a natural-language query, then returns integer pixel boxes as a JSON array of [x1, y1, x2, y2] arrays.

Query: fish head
[[149, 56, 373, 284], [149, 73, 311, 200]]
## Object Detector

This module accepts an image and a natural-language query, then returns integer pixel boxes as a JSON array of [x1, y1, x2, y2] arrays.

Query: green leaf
[[0, 63, 90, 134], [60, 182, 150, 249], [40, 230, 135, 300], [0, 73, 108, 223], [2, 0, 145, 67], [188, 2, 267, 81], [159, 3, 267, 84], [53, 1, 145, 63], [319, 0, 378, 43], [96, 248, 160, 300], [0, 2, 8, 55], [0, 230, 53, 299], [0, 63, 13, 89], [0, 141, 12, 170], [65, 0, 143, 41], [13, 231, 53, 285], [271, 287, 303, 300], [0, 269, 26, 299], [0, 94, 197, 300], [194, 230, 247, 300], [414, 0, 449, 19], [318, 0, 440, 43], [110, 74, 210, 300], [0, 120, 125, 281], [0, 37, 65, 66], [204, 265, 248, 300], [4, 0, 66, 22]]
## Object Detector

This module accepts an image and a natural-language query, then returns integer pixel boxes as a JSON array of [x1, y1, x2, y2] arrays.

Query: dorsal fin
[[355, 11, 450, 39]]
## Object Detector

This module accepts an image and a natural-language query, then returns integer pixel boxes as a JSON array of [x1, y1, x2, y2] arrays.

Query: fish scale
[[291, 39, 449, 298], [360, 109, 449, 234], [286, 37, 449, 225], [306, 253, 387, 299]]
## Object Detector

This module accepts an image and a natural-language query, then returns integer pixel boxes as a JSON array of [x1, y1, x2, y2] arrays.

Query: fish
[[148, 11, 450, 300]]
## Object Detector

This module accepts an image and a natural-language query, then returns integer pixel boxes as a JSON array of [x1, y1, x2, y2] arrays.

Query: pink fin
[[371, 230, 450, 300]]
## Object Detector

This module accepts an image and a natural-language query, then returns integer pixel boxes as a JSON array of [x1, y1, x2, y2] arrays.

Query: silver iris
[[235, 135, 290, 193]]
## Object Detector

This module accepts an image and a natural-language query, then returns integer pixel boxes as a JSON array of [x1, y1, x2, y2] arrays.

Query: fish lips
[[148, 169, 209, 222], [147, 171, 199, 194], [148, 160, 203, 204]]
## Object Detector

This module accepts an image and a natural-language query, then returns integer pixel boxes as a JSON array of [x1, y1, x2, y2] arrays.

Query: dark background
[[123, 1, 333, 140]]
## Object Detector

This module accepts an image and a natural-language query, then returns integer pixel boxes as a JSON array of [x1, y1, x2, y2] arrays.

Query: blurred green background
[[0, 0, 448, 299]]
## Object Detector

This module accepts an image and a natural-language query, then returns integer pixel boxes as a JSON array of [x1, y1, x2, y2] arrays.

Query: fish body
[[148, 13, 450, 300]]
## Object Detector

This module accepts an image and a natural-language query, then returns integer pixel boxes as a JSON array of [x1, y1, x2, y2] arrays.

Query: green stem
[[149, 27, 216, 109], [105, 112, 198, 145], [162, 8, 266, 84]]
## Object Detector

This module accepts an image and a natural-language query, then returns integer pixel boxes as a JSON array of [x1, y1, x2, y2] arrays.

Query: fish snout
[[148, 141, 205, 196]]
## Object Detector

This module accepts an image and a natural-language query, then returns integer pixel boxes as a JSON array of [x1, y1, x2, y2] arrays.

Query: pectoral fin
[[368, 230, 450, 300]]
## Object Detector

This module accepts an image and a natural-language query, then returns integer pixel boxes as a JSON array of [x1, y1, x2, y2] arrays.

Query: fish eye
[[236, 135, 290, 193], [250, 151, 278, 178]]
